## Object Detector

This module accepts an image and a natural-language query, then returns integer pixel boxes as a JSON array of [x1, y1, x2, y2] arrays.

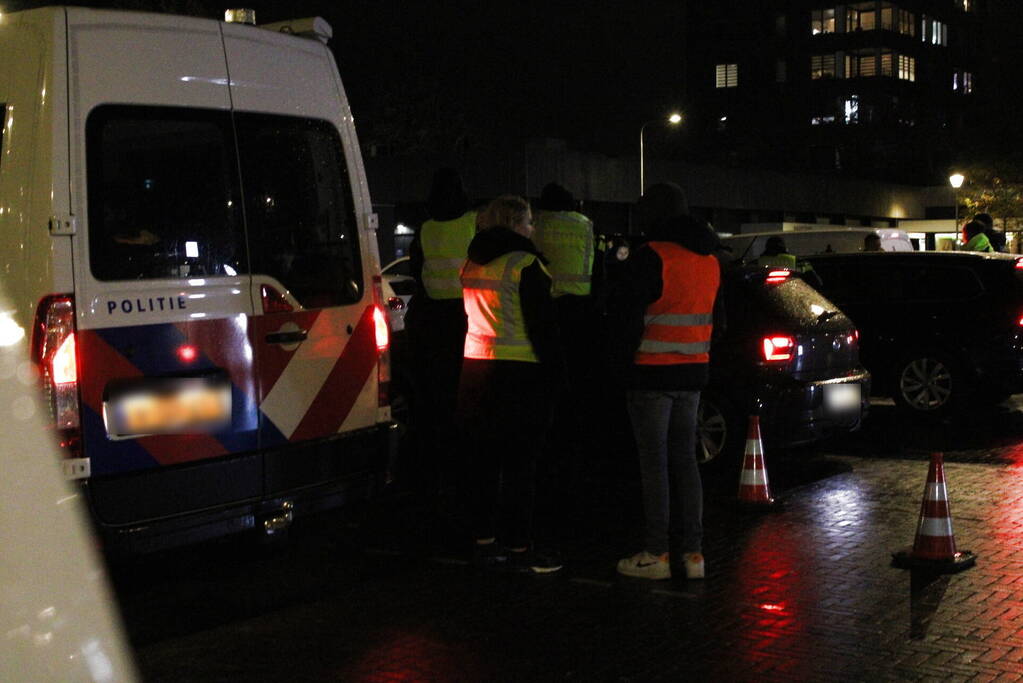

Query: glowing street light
[[949, 173, 965, 239], [640, 112, 683, 194]]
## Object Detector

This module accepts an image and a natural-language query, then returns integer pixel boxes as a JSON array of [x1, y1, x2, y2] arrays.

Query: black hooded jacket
[[607, 215, 722, 390], [463, 226, 562, 371]]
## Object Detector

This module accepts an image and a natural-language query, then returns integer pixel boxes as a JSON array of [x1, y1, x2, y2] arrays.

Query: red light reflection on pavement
[[734, 518, 815, 672], [346, 629, 485, 682]]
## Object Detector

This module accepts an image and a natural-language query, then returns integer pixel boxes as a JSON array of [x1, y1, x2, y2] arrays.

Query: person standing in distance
[[615, 183, 720, 581], [458, 195, 564, 574], [973, 213, 1006, 252], [406, 169, 477, 501]]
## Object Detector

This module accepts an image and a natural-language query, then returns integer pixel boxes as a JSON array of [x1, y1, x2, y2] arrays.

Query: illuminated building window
[[921, 17, 948, 46], [844, 96, 860, 124], [811, 115, 836, 126], [811, 54, 837, 79], [953, 71, 974, 94], [958, 0, 971, 12], [847, 3, 876, 31], [898, 55, 916, 81], [880, 51, 894, 76], [715, 63, 738, 88], [846, 51, 877, 78], [896, 8, 916, 36], [811, 8, 835, 35]]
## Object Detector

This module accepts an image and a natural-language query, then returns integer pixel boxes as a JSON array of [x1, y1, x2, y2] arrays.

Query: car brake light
[[372, 275, 391, 408], [32, 296, 82, 454], [1015, 257, 1023, 270], [762, 335, 795, 362], [765, 269, 790, 284], [52, 334, 77, 384], [387, 296, 405, 311], [373, 306, 389, 351]]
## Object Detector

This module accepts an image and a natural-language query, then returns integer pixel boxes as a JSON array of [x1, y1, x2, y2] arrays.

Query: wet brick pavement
[[120, 402, 1023, 682]]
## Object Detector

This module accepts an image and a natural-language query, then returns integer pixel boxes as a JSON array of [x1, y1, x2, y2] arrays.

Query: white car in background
[[382, 257, 415, 332]]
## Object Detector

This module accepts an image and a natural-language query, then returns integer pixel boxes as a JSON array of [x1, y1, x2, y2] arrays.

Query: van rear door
[[67, 9, 261, 524], [221, 25, 382, 493]]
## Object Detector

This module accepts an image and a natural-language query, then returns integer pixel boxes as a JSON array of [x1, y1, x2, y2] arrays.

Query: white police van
[[0, 7, 397, 553]]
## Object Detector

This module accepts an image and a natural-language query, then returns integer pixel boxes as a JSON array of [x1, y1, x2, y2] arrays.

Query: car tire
[[697, 394, 743, 465], [893, 351, 968, 416]]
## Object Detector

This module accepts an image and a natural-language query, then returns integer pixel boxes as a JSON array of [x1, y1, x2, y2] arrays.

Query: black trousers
[[406, 299, 467, 495], [458, 359, 553, 548]]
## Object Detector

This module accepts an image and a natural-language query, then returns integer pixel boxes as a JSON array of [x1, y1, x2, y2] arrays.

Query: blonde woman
[[458, 195, 564, 574]]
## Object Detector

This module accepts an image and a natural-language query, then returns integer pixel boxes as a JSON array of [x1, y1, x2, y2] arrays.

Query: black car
[[698, 265, 870, 462], [803, 251, 1023, 415]]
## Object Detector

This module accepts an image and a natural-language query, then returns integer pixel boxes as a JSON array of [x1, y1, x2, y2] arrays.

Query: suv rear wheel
[[697, 395, 741, 464], [894, 352, 962, 415]]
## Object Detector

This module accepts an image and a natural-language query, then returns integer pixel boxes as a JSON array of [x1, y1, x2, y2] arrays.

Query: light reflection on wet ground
[[121, 397, 1023, 681]]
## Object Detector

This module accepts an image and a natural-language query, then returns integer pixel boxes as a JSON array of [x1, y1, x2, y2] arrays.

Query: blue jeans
[[626, 390, 703, 555]]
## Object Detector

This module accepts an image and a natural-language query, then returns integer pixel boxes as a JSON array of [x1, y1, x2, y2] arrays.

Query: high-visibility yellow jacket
[[532, 210, 594, 297], [755, 252, 798, 269], [636, 242, 719, 366], [461, 251, 551, 362], [420, 211, 477, 299]]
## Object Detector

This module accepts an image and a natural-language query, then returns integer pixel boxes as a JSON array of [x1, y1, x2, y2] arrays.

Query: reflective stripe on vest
[[461, 251, 549, 362], [532, 211, 594, 297], [636, 241, 719, 365], [420, 211, 477, 299]]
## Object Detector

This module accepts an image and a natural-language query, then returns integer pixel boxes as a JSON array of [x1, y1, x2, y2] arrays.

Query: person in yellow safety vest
[[458, 195, 564, 575], [962, 220, 994, 252], [532, 183, 595, 298], [754, 235, 798, 269], [612, 182, 721, 582], [531, 183, 597, 510], [405, 168, 478, 503]]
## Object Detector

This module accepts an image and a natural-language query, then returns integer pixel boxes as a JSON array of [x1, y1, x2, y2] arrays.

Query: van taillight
[[372, 275, 391, 408], [32, 296, 82, 451], [762, 335, 795, 362]]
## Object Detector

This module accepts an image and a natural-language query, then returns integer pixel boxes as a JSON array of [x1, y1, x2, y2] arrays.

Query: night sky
[[6, 0, 1023, 164]]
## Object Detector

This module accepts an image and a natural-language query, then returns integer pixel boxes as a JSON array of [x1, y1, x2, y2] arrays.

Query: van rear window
[[86, 106, 246, 281], [235, 113, 363, 308]]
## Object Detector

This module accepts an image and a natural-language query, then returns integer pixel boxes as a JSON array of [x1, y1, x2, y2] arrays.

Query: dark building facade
[[683, 1, 984, 184]]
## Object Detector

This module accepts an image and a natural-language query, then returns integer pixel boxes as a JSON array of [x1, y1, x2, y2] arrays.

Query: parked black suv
[[699, 265, 870, 461], [803, 252, 1023, 415]]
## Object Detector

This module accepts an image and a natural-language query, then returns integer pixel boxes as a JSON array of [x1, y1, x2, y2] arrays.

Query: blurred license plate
[[105, 379, 231, 439], [824, 383, 860, 413]]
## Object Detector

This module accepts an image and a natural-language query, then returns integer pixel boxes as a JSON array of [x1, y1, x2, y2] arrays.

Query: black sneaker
[[504, 547, 563, 574]]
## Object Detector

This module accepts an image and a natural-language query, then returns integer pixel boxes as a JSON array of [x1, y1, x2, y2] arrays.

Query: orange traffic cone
[[892, 452, 975, 573], [737, 415, 780, 509]]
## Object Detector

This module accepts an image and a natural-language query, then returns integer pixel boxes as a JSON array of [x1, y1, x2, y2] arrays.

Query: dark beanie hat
[[539, 183, 575, 211], [636, 182, 689, 232]]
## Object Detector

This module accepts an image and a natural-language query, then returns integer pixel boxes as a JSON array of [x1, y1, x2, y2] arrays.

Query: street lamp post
[[640, 112, 683, 195], [949, 173, 965, 245]]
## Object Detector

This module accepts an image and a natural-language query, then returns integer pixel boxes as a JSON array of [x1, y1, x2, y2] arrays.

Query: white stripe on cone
[[918, 516, 955, 537], [745, 439, 763, 456], [740, 469, 769, 486], [925, 482, 949, 501]]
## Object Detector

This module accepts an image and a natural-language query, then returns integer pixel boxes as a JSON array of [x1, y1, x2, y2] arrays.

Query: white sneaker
[[616, 551, 671, 580], [683, 552, 705, 579]]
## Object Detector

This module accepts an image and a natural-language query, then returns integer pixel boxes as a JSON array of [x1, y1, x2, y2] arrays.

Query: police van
[[0, 7, 397, 553]]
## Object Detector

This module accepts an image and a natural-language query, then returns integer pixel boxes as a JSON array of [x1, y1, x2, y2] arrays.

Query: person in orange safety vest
[[611, 182, 721, 581]]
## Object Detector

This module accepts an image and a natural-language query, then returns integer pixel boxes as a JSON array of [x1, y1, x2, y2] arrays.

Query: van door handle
[[265, 330, 308, 344]]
